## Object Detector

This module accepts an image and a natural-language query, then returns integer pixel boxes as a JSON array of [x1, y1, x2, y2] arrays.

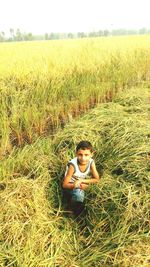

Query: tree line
[[0, 27, 150, 42]]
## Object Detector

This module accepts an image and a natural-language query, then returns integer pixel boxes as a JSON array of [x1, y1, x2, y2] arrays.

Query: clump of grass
[[0, 138, 81, 266], [0, 176, 81, 266], [1, 84, 149, 266], [53, 84, 150, 266]]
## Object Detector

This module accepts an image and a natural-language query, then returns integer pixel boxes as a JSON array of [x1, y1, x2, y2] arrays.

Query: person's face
[[76, 149, 92, 165]]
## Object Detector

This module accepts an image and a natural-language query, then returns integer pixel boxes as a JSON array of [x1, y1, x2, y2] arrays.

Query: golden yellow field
[[0, 35, 150, 266], [1, 35, 150, 157]]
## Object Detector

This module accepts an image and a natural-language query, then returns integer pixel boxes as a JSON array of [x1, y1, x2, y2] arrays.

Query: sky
[[0, 0, 150, 35]]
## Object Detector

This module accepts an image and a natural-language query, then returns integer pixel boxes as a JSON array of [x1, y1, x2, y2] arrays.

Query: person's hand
[[80, 184, 89, 190], [74, 180, 82, 189]]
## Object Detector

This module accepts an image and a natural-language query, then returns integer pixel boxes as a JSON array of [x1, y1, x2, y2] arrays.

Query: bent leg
[[71, 201, 85, 217], [71, 189, 85, 216]]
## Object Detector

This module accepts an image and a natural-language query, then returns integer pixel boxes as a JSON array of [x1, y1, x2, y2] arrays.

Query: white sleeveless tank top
[[65, 157, 94, 183]]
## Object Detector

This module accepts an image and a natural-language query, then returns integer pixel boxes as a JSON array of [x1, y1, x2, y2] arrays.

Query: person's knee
[[71, 189, 85, 202]]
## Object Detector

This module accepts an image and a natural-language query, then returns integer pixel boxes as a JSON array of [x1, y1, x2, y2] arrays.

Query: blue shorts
[[63, 188, 85, 203]]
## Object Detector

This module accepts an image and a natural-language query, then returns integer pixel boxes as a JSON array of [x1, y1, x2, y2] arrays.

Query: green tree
[[103, 29, 109, 36], [67, 33, 74, 39], [16, 28, 22, 41], [77, 32, 86, 38], [139, 28, 147, 34], [0, 31, 5, 42], [45, 33, 49, 40], [9, 28, 15, 41]]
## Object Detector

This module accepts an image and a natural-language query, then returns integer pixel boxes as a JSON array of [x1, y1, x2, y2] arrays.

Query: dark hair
[[76, 140, 94, 152]]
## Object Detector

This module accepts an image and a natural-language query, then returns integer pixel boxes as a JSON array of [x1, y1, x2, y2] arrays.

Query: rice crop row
[[1, 35, 150, 157], [0, 83, 149, 266]]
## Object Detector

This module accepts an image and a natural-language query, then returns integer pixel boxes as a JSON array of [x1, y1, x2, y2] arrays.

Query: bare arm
[[62, 161, 100, 190], [81, 161, 100, 185], [62, 165, 82, 190]]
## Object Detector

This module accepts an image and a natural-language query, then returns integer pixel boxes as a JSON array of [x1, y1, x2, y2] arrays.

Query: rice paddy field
[[0, 35, 150, 266], [1, 35, 150, 156]]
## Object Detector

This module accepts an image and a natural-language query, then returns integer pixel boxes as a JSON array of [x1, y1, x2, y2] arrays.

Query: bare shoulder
[[65, 163, 75, 176], [90, 160, 99, 179], [90, 160, 96, 169]]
